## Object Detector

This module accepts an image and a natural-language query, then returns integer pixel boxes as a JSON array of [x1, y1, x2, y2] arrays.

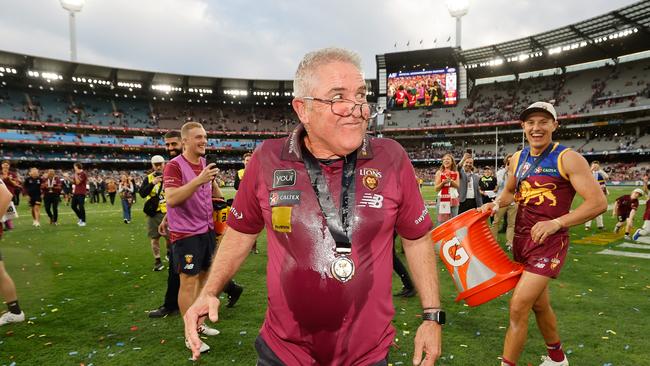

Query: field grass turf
[[0, 186, 649, 365]]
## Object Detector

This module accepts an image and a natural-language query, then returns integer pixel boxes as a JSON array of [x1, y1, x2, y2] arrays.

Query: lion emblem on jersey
[[517, 181, 557, 206]]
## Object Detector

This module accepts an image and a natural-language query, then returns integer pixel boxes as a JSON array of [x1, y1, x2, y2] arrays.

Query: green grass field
[[0, 186, 649, 365]]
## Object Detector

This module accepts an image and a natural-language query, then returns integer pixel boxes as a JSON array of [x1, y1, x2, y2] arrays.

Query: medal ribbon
[[301, 140, 357, 255]]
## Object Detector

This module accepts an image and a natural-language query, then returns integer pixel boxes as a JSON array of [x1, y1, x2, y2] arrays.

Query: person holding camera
[[140, 155, 167, 272], [163, 122, 224, 352]]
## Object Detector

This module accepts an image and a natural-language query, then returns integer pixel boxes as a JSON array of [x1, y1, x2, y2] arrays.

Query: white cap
[[632, 188, 644, 196], [519, 102, 557, 121], [151, 155, 165, 164]]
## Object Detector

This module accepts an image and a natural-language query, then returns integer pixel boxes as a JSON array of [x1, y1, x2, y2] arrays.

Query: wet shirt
[[513, 143, 576, 236], [227, 125, 433, 366]]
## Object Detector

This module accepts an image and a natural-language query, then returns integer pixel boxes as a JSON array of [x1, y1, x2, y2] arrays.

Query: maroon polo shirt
[[227, 124, 433, 365]]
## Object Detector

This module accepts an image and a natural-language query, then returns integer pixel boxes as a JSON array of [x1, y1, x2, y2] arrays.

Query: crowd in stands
[[415, 161, 650, 184], [1, 57, 648, 133]]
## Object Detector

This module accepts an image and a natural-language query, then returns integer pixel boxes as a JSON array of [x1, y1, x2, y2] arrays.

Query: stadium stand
[[0, 0, 648, 180]]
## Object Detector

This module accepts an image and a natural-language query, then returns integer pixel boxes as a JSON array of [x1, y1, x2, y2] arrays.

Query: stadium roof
[[0, 49, 295, 95], [0, 1, 649, 90], [458, 0, 650, 79]]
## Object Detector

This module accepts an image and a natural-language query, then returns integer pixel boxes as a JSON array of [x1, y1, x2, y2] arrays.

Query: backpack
[[143, 183, 163, 217]]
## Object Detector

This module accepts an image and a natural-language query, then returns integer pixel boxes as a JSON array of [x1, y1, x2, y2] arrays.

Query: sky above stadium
[[0, 0, 639, 80]]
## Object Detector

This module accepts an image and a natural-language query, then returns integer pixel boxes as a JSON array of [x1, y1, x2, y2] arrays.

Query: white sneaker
[[185, 338, 210, 353], [539, 355, 569, 366], [198, 323, 220, 336], [0, 311, 25, 326], [78, 221, 86, 227]]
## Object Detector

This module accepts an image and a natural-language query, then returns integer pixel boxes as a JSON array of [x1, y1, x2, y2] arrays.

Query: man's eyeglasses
[[302, 97, 378, 119]]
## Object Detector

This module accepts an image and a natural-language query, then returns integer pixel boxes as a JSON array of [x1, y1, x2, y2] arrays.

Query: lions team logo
[[360, 168, 382, 190], [184, 254, 193, 264]]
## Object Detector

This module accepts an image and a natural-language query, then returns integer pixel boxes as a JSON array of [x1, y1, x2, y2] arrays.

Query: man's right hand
[[184, 293, 221, 360], [478, 201, 499, 216], [194, 164, 219, 185]]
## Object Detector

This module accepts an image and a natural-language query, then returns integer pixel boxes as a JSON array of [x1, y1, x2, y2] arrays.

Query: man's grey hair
[[293, 47, 363, 98]]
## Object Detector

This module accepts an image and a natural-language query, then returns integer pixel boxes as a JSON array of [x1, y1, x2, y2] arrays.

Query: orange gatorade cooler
[[431, 209, 523, 306]]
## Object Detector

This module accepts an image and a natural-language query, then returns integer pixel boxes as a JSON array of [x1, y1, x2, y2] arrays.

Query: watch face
[[424, 311, 446, 325]]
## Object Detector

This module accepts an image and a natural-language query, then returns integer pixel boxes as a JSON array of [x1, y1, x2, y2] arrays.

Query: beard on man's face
[[168, 148, 182, 158]]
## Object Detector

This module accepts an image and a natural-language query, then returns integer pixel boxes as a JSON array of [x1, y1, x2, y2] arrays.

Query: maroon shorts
[[513, 232, 569, 279]]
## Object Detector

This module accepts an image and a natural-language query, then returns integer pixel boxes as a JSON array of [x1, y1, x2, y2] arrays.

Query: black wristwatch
[[422, 310, 446, 325]]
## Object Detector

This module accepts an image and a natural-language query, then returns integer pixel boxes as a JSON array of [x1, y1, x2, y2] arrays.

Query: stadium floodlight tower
[[446, 0, 469, 48], [59, 0, 86, 62]]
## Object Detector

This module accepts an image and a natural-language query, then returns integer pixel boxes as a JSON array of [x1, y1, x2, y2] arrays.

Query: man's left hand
[[530, 219, 562, 244], [412, 321, 441, 366]]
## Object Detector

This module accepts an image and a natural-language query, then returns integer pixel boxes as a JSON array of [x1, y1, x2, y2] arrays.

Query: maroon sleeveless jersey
[[513, 143, 576, 236]]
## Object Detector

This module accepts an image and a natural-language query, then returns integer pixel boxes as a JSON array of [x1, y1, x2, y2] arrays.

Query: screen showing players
[[387, 67, 458, 109]]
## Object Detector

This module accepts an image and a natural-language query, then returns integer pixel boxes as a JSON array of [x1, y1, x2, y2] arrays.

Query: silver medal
[[331, 255, 355, 283]]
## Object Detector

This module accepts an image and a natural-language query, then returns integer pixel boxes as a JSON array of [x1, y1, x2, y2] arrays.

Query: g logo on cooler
[[442, 237, 469, 267]]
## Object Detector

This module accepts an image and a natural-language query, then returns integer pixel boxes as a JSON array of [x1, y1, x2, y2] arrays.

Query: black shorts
[[617, 213, 631, 222], [254, 336, 389, 366], [29, 195, 42, 207], [172, 230, 216, 275]]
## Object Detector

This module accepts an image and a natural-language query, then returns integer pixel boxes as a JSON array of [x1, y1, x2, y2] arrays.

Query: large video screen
[[387, 67, 457, 109]]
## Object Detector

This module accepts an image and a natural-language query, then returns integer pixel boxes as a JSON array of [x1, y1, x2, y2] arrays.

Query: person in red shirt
[[41, 169, 62, 225], [481, 102, 607, 366], [184, 48, 443, 365], [613, 188, 643, 240], [434, 153, 460, 223], [394, 86, 407, 108], [72, 163, 88, 226]]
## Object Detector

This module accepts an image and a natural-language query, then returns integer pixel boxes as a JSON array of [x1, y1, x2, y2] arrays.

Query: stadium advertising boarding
[[387, 67, 458, 109]]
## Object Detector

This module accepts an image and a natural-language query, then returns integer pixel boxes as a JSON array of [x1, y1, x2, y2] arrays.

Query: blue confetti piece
[[116, 342, 125, 347]]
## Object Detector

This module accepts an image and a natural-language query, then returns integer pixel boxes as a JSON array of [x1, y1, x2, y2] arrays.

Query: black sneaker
[[394, 287, 416, 298], [148, 306, 179, 318], [153, 261, 164, 272], [227, 285, 244, 308]]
